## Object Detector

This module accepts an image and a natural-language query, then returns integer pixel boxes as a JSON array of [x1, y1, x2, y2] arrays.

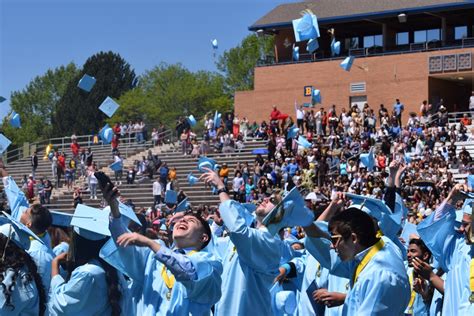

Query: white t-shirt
[[469, 96, 474, 109], [153, 181, 162, 196]]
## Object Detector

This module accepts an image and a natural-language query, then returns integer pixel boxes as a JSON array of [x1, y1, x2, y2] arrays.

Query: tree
[[216, 34, 274, 93], [53, 51, 137, 136], [1, 63, 79, 145], [112, 63, 231, 129]]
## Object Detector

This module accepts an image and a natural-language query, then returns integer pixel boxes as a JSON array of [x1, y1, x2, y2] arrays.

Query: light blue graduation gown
[[305, 222, 410, 315], [48, 259, 131, 316], [101, 218, 222, 316], [52, 241, 69, 256], [428, 271, 445, 316], [27, 238, 54, 294], [325, 273, 349, 316], [213, 200, 282, 316], [0, 267, 40, 316], [417, 207, 474, 315], [405, 267, 429, 316]]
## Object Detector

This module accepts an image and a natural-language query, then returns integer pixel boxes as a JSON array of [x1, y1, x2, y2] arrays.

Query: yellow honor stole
[[161, 250, 198, 301], [351, 238, 385, 285]]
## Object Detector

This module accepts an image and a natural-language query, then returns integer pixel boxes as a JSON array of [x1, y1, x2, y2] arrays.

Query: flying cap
[[99, 124, 113, 144], [340, 56, 355, 72], [187, 172, 199, 185], [0, 134, 12, 155], [77, 74, 96, 92], [197, 156, 217, 173], [99, 97, 120, 118], [331, 39, 341, 56], [262, 187, 314, 236], [10, 111, 21, 128], [311, 89, 321, 105]]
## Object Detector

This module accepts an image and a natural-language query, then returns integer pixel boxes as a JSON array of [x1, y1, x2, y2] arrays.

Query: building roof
[[249, 0, 474, 30]]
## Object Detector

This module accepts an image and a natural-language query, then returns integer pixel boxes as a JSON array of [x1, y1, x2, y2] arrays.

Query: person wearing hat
[[48, 205, 132, 315], [0, 213, 46, 316], [417, 183, 474, 314], [200, 168, 283, 316], [302, 195, 410, 315], [100, 184, 222, 315]]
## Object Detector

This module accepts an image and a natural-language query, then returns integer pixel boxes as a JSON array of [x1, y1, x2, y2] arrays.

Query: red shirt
[[58, 155, 66, 169], [270, 109, 281, 121], [71, 142, 80, 156], [112, 137, 119, 149]]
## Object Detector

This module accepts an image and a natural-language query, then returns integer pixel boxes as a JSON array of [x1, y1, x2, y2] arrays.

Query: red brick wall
[[235, 48, 474, 124]]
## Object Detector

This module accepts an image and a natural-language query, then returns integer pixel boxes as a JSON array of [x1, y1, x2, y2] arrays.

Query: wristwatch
[[216, 186, 228, 194]]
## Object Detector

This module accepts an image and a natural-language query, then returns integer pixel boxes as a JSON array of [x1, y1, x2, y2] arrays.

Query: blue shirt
[[394, 103, 404, 115]]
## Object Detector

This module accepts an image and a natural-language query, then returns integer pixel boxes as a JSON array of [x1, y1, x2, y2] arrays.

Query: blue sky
[[0, 0, 295, 120]]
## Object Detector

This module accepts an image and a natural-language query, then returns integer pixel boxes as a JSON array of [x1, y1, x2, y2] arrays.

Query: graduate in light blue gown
[[0, 212, 47, 316], [1, 169, 55, 294], [200, 168, 284, 316], [303, 197, 410, 315], [100, 183, 222, 315], [48, 205, 132, 316], [417, 184, 474, 315]]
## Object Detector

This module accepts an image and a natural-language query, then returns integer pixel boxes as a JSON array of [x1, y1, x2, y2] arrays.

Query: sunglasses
[[330, 234, 343, 246]]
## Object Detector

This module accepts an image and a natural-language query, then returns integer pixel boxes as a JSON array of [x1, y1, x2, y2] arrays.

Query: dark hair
[[0, 234, 46, 316], [47, 227, 71, 249], [29, 204, 52, 234], [329, 208, 378, 248], [66, 232, 122, 316], [409, 238, 432, 261], [186, 213, 212, 250]]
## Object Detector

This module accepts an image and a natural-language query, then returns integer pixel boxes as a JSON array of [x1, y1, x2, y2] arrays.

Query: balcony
[[257, 37, 474, 67]]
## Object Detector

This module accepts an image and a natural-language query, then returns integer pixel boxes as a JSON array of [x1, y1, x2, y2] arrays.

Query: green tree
[[54, 51, 137, 136], [112, 63, 231, 129], [216, 34, 274, 93], [1, 63, 80, 145]]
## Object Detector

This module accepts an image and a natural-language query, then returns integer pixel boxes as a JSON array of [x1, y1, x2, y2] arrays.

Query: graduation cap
[[159, 224, 167, 231], [175, 197, 189, 213], [197, 156, 217, 173], [307, 38, 319, 54], [187, 172, 198, 185], [99, 97, 120, 118], [292, 46, 300, 61], [0, 211, 44, 250], [467, 174, 474, 189], [292, 12, 320, 42], [99, 124, 113, 144], [71, 204, 110, 240], [345, 193, 402, 238], [296, 135, 312, 149], [3, 177, 29, 221], [400, 222, 418, 242], [340, 56, 355, 72], [287, 125, 299, 139], [262, 187, 315, 236], [359, 147, 375, 171], [0, 134, 12, 155], [331, 39, 341, 56], [50, 210, 74, 228], [0, 96, 6, 103], [270, 283, 297, 315], [187, 115, 197, 127], [77, 74, 96, 92], [109, 160, 123, 172], [211, 39, 218, 49], [213, 111, 221, 129], [9, 111, 21, 128], [311, 89, 321, 105], [164, 190, 178, 205]]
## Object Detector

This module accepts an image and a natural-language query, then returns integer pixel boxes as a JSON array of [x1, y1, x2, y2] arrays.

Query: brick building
[[235, 0, 474, 124]]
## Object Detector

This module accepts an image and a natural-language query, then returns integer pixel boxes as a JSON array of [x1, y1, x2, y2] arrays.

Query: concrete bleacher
[[35, 137, 267, 212]]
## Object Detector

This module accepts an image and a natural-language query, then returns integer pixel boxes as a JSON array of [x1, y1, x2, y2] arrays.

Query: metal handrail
[[1, 127, 175, 165]]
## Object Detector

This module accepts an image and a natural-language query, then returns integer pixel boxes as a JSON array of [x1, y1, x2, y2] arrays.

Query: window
[[414, 30, 427, 43], [396, 32, 409, 45], [427, 29, 440, 41], [455, 26, 467, 40], [350, 37, 359, 49], [414, 29, 440, 43], [363, 35, 382, 48]]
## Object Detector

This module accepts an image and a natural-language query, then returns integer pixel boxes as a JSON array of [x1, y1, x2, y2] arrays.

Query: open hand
[[117, 232, 152, 248]]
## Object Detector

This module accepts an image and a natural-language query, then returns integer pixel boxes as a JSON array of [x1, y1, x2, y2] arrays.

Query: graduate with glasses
[[302, 195, 410, 315], [100, 182, 222, 315]]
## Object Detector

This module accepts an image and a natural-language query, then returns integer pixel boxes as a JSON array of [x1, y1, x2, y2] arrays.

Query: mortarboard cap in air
[[77, 74, 96, 92], [340, 56, 355, 72], [99, 97, 120, 118], [10, 111, 21, 128], [0, 134, 12, 155]]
